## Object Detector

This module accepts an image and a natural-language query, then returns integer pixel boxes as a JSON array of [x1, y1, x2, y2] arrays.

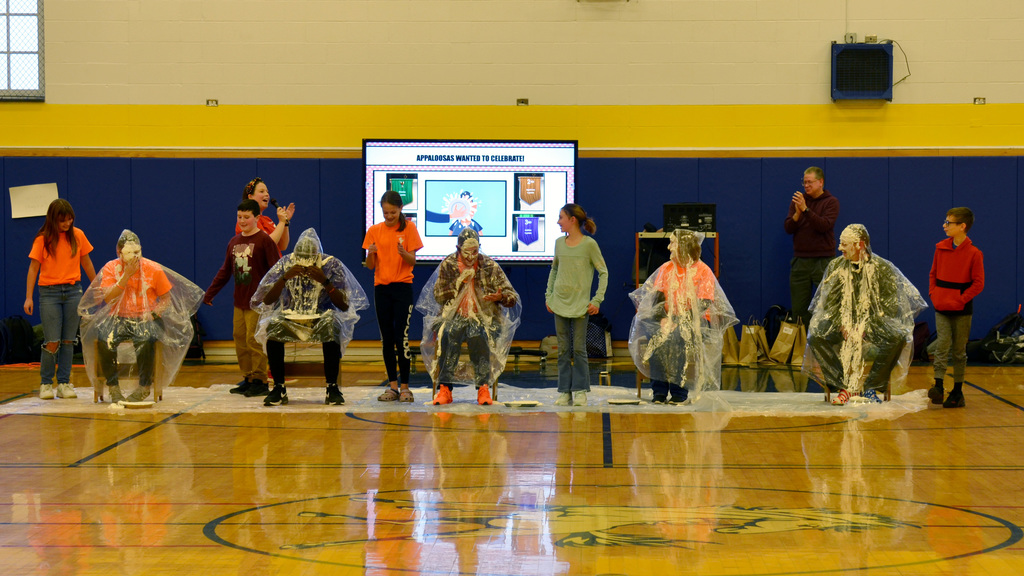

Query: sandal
[[377, 388, 400, 402], [831, 389, 851, 405], [399, 389, 415, 403]]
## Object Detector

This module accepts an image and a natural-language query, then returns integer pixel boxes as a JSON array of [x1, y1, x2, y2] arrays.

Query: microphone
[[270, 198, 279, 209]]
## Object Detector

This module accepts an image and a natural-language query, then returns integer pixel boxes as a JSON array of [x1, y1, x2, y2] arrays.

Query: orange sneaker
[[831, 389, 851, 406], [477, 384, 493, 406], [433, 385, 453, 405]]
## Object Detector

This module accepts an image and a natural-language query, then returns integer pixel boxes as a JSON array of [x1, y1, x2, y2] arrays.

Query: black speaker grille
[[836, 49, 890, 92]]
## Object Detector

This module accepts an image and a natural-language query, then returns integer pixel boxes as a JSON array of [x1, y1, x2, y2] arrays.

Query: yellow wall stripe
[[1, 103, 1022, 153]]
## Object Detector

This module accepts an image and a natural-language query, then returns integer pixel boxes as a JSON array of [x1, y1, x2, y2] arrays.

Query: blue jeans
[[38, 283, 83, 385], [554, 314, 590, 393]]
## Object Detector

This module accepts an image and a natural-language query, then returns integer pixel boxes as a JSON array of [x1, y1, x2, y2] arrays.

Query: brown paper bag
[[768, 320, 799, 363], [790, 319, 807, 367], [722, 326, 740, 365], [739, 317, 770, 365]]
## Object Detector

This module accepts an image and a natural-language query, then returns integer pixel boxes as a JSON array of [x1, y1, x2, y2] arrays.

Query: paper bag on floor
[[739, 318, 770, 365]]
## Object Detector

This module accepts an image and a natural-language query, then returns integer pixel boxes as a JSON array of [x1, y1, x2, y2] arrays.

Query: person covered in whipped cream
[[79, 230, 203, 403], [418, 228, 520, 406], [803, 224, 927, 405], [252, 228, 367, 407], [628, 229, 737, 405]]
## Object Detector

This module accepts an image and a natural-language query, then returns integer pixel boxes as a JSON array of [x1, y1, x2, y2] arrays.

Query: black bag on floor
[[185, 314, 206, 361], [586, 313, 613, 358], [971, 310, 1024, 363], [0, 315, 40, 364], [763, 304, 793, 348], [913, 321, 933, 362]]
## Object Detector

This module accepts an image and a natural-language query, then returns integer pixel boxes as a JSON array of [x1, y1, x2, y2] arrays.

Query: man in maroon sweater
[[784, 166, 840, 326], [928, 207, 984, 408]]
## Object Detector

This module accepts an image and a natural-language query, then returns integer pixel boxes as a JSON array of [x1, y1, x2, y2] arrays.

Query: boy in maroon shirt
[[928, 207, 984, 408], [204, 199, 281, 397]]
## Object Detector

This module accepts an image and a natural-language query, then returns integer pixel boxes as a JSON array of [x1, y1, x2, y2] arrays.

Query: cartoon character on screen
[[443, 190, 483, 235], [803, 224, 927, 405], [628, 229, 738, 404], [252, 228, 368, 406], [79, 230, 204, 403], [417, 228, 521, 405]]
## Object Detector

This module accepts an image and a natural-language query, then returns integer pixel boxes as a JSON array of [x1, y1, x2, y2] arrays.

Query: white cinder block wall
[[44, 0, 1024, 106]]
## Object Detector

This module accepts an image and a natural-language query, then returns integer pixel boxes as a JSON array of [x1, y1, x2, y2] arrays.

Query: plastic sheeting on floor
[[0, 384, 928, 420]]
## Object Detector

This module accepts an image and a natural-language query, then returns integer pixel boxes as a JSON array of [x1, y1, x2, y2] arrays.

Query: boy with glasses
[[928, 207, 985, 408]]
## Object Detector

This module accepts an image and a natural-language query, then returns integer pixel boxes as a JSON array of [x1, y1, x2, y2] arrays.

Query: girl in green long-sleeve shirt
[[545, 203, 608, 406]]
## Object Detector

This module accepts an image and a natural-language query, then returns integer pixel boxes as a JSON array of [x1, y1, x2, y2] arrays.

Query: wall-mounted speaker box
[[831, 42, 893, 101]]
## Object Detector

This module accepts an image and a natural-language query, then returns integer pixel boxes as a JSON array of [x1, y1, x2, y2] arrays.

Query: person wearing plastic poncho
[[252, 228, 368, 407], [79, 230, 204, 403], [418, 228, 521, 406], [628, 229, 738, 405], [803, 224, 927, 405]]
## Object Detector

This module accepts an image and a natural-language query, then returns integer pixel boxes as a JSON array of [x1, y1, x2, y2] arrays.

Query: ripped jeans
[[38, 283, 83, 385]]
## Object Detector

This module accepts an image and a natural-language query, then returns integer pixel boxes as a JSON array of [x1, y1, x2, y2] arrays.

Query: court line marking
[[967, 380, 1024, 412], [201, 484, 1024, 574], [602, 412, 613, 467], [67, 396, 218, 467]]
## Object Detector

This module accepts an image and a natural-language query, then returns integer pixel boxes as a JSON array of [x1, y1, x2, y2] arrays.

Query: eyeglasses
[[943, 220, 962, 226]]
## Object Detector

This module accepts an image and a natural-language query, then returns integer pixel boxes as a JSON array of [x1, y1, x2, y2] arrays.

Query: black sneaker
[[326, 384, 345, 405], [669, 389, 689, 405], [264, 386, 288, 406], [943, 390, 965, 408], [244, 379, 270, 397], [927, 384, 944, 405], [652, 394, 668, 404], [230, 379, 250, 395]]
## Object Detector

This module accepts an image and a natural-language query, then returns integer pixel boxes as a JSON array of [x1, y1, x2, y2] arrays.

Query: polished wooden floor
[[1, 354, 1022, 576]]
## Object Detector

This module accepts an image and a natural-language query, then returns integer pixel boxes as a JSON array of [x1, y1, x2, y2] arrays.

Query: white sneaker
[[39, 384, 55, 400], [57, 383, 77, 399], [555, 393, 572, 406], [573, 391, 588, 406]]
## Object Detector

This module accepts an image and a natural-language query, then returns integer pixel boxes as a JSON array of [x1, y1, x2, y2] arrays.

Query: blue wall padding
[[951, 157, 1017, 328], [699, 158, 762, 325], [4, 155, 1021, 343], [577, 157, 637, 334], [1019, 160, 1024, 312], [0, 159, 6, 314], [69, 158, 132, 269], [5, 157, 68, 321], [759, 157, 822, 314]]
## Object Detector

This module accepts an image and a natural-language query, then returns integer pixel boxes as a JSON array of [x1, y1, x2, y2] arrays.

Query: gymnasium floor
[[0, 350, 1022, 576]]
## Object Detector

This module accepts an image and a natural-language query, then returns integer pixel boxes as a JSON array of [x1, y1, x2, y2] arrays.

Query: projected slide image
[[387, 173, 419, 209], [514, 173, 545, 211], [512, 214, 545, 252], [423, 180, 508, 237]]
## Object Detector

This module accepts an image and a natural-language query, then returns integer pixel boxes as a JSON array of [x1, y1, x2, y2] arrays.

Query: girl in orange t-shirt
[[25, 199, 97, 399], [236, 177, 296, 255], [362, 191, 423, 402]]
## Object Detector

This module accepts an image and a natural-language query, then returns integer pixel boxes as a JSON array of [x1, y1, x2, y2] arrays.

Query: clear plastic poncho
[[79, 230, 205, 393], [416, 233, 522, 389], [251, 228, 368, 350], [628, 231, 738, 394], [802, 225, 927, 394]]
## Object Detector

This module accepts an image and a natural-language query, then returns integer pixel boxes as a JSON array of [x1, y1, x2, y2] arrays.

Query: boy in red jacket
[[928, 207, 984, 408]]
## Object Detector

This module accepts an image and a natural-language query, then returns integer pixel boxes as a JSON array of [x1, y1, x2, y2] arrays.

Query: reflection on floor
[[1, 359, 1021, 576]]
